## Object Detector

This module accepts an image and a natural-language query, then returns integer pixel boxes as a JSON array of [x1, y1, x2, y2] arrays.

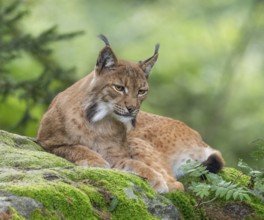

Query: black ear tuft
[[96, 35, 117, 72], [98, 34, 110, 46], [154, 43, 160, 55], [139, 43, 160, 78]]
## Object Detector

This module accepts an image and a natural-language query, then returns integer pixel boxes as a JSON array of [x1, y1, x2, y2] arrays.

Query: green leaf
[[226, 189, 234, 200], [233, 191, 239, 200], [109, 195, 118, 212], [237, 159, 252, 173], [190, 183, 211, 199], [242, 194, 251, 201], [214, 186, 225, 198]]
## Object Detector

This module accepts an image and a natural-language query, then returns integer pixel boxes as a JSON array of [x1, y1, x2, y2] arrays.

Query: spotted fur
[[37, 35, 178, 193], [38, 35, 224, 193], [129, 112, 225, 181]]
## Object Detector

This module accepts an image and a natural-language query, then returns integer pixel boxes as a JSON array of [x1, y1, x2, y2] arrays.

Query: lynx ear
[[139, 43, 159, 78], [96, 34, 117, 73]]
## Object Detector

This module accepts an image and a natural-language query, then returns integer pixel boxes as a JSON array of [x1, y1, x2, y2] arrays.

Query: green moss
[[0, 130, 73, 169], [77, 184, 109, 219], [165, 191, 205, 220], [65, 168, 156, 219], [0, 130, 16, 147], [0, 130, 41, 151], [0, 149, 73, 169], [4, 182, 96, 219], [246, 197, 264, 220], [0, 165, 161, 219], [220, 167, 251, 187], [62, 167, 155, 194], [7, 207, 24, 220], [5, 129, 262, 219], [30, 209, 61, 220], [0, 168, 26, 182], [112, 199, 156, 220], [0, 168, 67, 184], [178, 167, 263, 219]]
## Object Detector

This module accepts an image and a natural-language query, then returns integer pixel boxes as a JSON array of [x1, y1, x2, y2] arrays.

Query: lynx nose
[[126, 106, 136, 113]]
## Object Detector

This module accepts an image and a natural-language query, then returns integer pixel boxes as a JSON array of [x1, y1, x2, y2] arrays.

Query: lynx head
[[85, 34, 159, 130]]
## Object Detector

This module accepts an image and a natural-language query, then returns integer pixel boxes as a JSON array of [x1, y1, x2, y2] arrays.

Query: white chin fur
[[90, 103, 133, 131], [113, 114, 134, 131], [91, 103, 111, 122]]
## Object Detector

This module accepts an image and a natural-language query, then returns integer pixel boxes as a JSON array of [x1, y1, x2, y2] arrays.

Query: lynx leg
[[165, 176, 184, 192], [51, 145, 110, 168], [127, 137, 184, 192], [115, 159, 169, 193]]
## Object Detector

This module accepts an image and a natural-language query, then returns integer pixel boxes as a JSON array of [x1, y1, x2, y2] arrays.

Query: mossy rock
[[0, 130, 179, 219], [0, 130, 72, 169], [0, 130, 263, 220]]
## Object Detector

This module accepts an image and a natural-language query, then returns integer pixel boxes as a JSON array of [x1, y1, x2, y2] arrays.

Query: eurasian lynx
[[37, 35, 224, 193]]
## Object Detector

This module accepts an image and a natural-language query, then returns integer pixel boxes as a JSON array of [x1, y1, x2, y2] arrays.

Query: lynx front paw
[[167, 180, 185, 192], [149, 176, 169, 193], [115, 159, 169, 193], [75, 159, 110, 168]]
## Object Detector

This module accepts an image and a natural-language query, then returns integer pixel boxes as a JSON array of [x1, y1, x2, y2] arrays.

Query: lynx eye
[[138, 89, 148, 96], [113, 84, 125, 93]]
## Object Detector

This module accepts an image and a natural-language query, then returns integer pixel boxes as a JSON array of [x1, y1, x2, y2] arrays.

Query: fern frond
[[180, 161, 252, 202]]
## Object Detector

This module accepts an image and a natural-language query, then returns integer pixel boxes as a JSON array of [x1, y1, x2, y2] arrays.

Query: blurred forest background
[[0, 0, 263, 169]]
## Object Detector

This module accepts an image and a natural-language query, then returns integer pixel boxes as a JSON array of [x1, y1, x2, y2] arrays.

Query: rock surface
[[0, 130, 263, 220]]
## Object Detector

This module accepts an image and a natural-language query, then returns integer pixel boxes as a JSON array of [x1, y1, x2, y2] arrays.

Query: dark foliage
[[0, 1, 84, 132]]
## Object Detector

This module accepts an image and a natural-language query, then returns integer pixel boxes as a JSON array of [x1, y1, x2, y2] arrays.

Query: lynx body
[[38, 35, 224, 193]]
